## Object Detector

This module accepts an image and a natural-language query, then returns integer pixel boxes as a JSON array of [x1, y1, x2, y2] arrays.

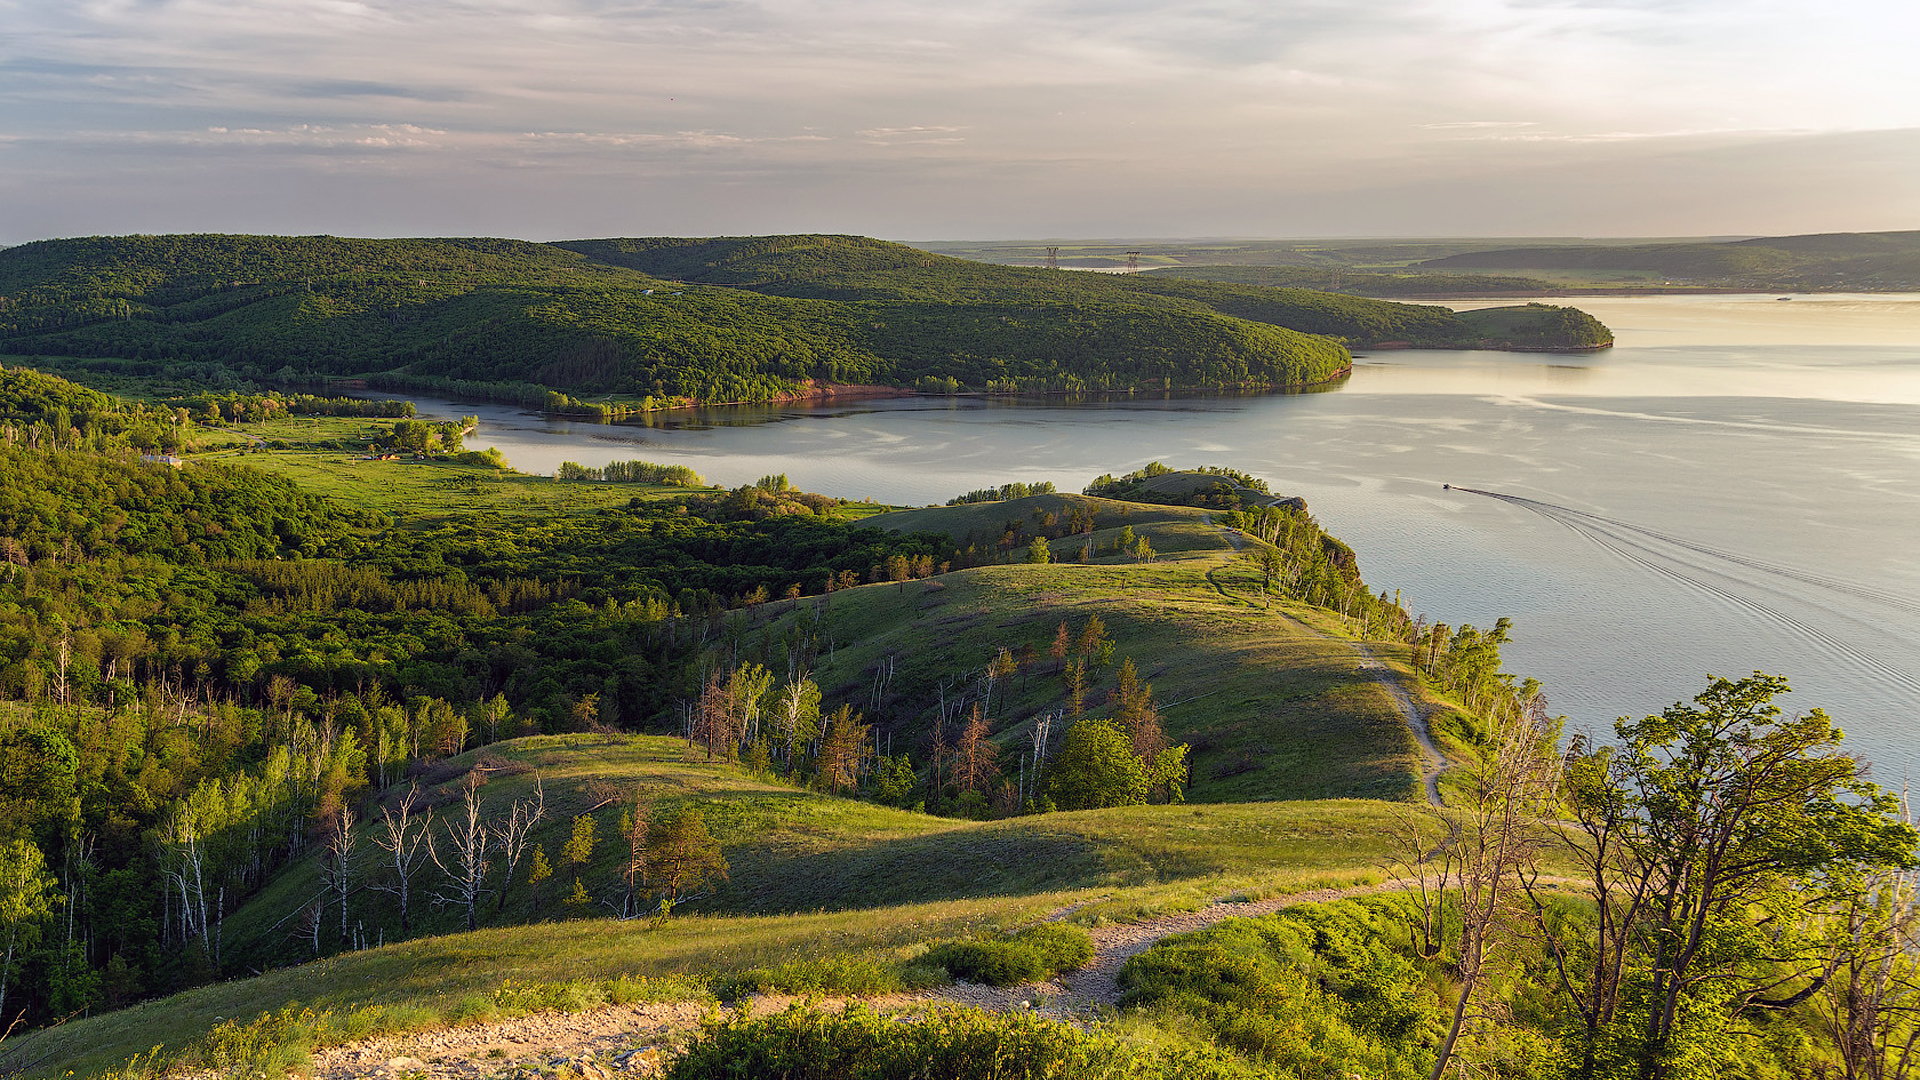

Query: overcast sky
[[3, 0, 1916, 243]]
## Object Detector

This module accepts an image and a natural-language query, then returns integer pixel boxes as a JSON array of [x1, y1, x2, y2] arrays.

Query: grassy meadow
[[14, 731, 1416, 1078]]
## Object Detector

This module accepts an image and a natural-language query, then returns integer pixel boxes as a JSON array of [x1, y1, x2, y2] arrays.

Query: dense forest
[[0, 233, 1612, 410], [0, 367, 973, 1027]]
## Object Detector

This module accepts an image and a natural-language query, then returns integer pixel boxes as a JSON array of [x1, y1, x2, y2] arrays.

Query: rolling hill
[[1417, 228, 1920, 288], [5, 730, 1417, 1079], [0, 233, 1611, 411]]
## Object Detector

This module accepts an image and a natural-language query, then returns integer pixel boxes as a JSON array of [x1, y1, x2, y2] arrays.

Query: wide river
[[400, 293, 1920, 776]]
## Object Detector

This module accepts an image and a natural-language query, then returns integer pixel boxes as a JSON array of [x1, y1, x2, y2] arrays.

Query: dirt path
[[1202, 521, 1445, 807], [925, 878, 1405, 1016], [1355, 642, 1446, 807], [292, 878, 1411, 1078]]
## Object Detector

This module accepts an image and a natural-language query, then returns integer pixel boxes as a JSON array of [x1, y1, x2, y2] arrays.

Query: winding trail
[[926, 878, 1408, 1015], [1207, 516, 1445, 808], [1355, 643, 1446, 808], [294, 878, 1418, 1079]]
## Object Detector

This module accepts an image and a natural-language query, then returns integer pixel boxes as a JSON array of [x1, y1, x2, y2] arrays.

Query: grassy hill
[[0, 234, 1351, 403], [0, 233, 1613, 410], [844, 493, 1433, 802], [560, 234, 1610, 349], [8, 730, 1417, 1078], [1418, 228, 1920, 289]]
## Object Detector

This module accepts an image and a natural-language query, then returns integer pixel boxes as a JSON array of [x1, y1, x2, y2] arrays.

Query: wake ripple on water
[[1448, 486, 1920, 701]]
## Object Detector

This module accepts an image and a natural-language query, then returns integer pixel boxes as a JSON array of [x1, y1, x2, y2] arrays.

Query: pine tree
[[644, 806, 729, 908], [1110, 657, 1168, 760], [816, 705, 869, 793], [527, 845, 552, 912], [1049, 622, 1071, 672], [562, 813, 597, 890]]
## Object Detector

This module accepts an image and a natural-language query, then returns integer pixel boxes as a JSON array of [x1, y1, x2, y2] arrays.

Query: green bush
[[717, 955, 921, 998], [923, 923, 1093, 987], [1117, 898, 1439, 1080], [1012, 923, 1095, 973], [662, 1003, 1257, 1080], [924, 940, 1047, 987]]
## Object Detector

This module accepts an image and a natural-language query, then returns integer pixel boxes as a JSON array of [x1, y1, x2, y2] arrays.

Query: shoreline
[[636, 365, 1359, 415], [1361, 340, 1613, 353]]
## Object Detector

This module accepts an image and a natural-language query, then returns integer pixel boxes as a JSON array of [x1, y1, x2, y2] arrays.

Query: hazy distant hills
[[0, 233, 1608, 404], [1418, 229, 1920, 287]]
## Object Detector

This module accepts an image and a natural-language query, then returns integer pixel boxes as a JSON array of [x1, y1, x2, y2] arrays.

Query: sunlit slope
[[20, 732, 1425, 1080], [824, 495, 1426, 802], [215, 733, 1413, 968], [0, 233, 1354, 400], [13, 773, 1407, 1080], [561, 233, 1612, 348]]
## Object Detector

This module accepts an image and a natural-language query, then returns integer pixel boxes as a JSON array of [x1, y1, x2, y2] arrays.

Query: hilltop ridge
[[0, 233, 1609, 409]]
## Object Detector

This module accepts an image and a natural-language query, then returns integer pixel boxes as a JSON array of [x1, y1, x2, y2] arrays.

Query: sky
[[2, 0, 1917, 244]]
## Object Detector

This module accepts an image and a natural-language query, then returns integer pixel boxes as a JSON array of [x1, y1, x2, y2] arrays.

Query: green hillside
[[849, 491, 1436, 802], [0, 234, 1352, 402], [561, 234, 1610, 349], [212, 732, 1413, 972], [9, 728, 1413, 1078], [1419, 228, 1920, 288], [0, 233, 1613, 411]]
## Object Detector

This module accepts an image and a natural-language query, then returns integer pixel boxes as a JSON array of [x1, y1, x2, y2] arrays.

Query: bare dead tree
[[1424, 701, 1559, 1079], [370, 786, 430, 935], [429, 775, 491, 933], [489, 780, 546, 916], [318, 806, 357, 948], [1384, 805, 1452, 961], [1819, 863, 1920, 1079]]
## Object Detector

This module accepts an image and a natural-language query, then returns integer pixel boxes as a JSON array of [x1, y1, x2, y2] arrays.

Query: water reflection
[[388, 294, 1920, 773]]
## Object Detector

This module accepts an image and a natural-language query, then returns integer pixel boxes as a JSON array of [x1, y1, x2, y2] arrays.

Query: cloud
[[1421, 121, 1539, 130], [0, 0, 1916, 240], [856, 125, 968, 145]]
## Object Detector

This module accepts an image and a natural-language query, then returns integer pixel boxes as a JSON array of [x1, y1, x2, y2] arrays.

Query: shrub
[[924, 940, 1048, 987], [1117, 898, 1440, 1080], [1013, 923, 1095, 974], [923, 923, 1093, 987], [717, 956, 915, 998], [663, 1003, 1256, 1080]]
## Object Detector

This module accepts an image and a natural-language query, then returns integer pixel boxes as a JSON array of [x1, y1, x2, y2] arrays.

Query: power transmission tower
[[1125, 250, 1141, 273], [1045, 246, 1060, 270]]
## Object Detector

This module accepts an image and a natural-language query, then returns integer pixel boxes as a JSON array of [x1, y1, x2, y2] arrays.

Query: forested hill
[[557, 234, 1611, 348], [0, 233, 1606, 406], [1418, 228, 1920, 288]]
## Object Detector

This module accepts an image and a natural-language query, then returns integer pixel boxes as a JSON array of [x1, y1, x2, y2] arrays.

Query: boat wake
[[1447, 485, 1920, 700]]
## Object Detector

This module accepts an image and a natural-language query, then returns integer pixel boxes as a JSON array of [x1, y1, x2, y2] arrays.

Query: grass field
[[834, 494, 1434, 802], [15, 732, 1418, 1078], [205, 446, 705, 519], [217, 735, 1415, 968]]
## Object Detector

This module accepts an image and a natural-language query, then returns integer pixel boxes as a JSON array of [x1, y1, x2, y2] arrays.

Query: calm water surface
[[405, 293, 1920, 774]]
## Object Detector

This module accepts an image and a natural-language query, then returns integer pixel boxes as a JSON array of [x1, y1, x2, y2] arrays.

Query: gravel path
[[284, 877, 1408, 1077], [1354, 642, 1446, 807], [960, 878, 1404, 1014]]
